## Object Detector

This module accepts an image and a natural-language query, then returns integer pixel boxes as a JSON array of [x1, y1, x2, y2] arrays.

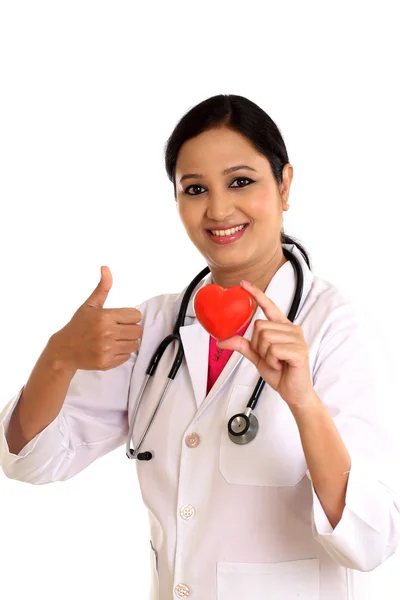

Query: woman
[[1, 94, 399, 600]]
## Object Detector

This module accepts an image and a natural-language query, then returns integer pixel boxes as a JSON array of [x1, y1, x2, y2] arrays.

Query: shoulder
[[306, 272, 360, 325], [301, 272, 367, 356]]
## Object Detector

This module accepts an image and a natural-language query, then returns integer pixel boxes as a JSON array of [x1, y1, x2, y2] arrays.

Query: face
[[175, 126, 293, 272]]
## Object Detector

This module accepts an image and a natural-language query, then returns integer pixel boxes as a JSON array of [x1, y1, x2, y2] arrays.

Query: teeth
[[210, 224, 246, 236]]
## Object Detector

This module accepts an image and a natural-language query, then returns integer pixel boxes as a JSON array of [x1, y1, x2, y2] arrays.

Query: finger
[[265, 345, 283, 371], [113, 323, 143, 341], [251, 320, 294, 359], [255, 320, 305, 346], [266, 343, 306, 368], [252, 320, 295, 332], [104, 307, 143, 324], [241, 280, 289, 323], [217, 336, 261, 368], [254, 328, 294, 359], [251, 321, 269, 358], [114, 340, 140, 354]]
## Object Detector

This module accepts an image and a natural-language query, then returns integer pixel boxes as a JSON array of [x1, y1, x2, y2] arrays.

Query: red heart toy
[[193, 284, 255, 340]]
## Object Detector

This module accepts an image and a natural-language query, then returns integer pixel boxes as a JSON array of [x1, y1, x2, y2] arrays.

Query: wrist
[[289, 391, 324, 423], [45, 334, 77, 377]]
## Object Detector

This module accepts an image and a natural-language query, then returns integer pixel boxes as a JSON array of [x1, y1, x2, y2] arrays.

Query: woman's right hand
[[49, 266, 143, 372]]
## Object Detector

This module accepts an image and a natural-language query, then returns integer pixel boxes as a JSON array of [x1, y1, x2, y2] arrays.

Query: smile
[[209, 224, 246, 237], [205, 223, 249, 245]]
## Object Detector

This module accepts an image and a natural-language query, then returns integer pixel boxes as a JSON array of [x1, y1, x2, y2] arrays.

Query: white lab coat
[[1, 243, 400, 600]]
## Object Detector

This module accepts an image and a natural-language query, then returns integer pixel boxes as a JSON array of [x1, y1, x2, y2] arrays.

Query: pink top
[[206, 321, 250, 395]]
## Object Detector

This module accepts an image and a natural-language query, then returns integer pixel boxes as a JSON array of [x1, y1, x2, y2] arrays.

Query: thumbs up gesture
[[51, 266, 143, 371]]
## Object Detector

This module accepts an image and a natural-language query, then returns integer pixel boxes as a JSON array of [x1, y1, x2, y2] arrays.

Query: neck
[[210, 245, 288, 292]]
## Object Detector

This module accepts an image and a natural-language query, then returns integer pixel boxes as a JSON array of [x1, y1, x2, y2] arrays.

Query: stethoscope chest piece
[[227, 409, 259, 445]]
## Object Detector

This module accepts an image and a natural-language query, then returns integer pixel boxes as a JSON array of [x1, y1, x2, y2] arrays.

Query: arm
[[301, 301, 400, 571], [0, 293, 145, 486], [1, 271, 146, 484], [290, 392, 351, 530], [219, 280, 400, 571], [6, 334, 77, 455], [0, 351, 136, 484]]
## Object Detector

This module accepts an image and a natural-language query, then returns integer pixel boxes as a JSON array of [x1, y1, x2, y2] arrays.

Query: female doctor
[[1, 94, 400, 600]]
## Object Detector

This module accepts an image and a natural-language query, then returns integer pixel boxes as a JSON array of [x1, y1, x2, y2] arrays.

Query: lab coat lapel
[[179, 322, 210, 409], [179, 272, 212, 409]]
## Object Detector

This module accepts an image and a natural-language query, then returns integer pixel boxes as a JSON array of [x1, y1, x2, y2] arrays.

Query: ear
[[279, 163, 293, 211]]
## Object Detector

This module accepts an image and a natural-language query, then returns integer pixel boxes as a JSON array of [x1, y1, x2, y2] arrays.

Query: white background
[[0, 1, 399, 598]]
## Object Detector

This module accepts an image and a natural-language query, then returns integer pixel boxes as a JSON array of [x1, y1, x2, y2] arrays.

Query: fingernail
[[241, 280, 252, 287]]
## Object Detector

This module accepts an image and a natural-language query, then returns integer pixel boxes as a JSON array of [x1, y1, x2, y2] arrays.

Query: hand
[[49, 266, 143, 372], [217, 280, 315, 408]]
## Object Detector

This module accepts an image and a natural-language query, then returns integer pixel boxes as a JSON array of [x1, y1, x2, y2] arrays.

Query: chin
[[207, 252, 252, 270]]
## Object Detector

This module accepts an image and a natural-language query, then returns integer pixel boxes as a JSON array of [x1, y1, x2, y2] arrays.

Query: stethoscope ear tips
[[227, 411, 259, 445]]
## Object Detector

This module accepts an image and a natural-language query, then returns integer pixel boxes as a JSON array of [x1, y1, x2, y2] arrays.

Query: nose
[[206, 190, 235, 222]]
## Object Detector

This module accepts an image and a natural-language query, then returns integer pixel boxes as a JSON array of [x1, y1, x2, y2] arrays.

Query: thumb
[[217, 335, 245, 352], [218, 336, 260, 366], [84, 266, 113, 309]]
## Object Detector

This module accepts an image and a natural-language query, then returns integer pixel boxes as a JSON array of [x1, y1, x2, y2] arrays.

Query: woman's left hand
[[217, 280, 315, 408]]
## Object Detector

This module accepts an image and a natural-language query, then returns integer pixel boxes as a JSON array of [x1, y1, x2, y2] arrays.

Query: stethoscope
[[126, 247, 304, 461]]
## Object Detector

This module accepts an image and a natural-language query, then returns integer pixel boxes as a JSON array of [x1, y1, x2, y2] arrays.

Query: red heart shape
[[193, 284, 255, 340]]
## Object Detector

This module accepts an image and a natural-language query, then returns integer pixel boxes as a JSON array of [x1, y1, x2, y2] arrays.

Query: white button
[[185, 433, 200, 448], [175, 583, 190, 598], [180, 504, 195, 520]]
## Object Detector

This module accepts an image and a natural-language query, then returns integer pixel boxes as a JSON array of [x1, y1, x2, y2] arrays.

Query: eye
[[184, 184, 206, 196], [230, 177, 254, 188], [183, 177, 254, 196]]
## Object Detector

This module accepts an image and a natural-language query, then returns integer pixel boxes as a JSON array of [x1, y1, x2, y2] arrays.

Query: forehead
[[175, 127, 269, 175]]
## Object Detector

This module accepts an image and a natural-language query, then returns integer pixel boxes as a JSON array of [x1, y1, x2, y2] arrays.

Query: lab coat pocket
[[217, 558, 320, 600], [219, 384, 307, 486], [149, 541, 159, 600]]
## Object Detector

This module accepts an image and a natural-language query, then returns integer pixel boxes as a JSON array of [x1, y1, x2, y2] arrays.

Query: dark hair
[[164, 94, 311, 269]]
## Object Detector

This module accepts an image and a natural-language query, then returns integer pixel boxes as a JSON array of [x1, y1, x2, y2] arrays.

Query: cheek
[[177, 201, 201, 232], [246, 190, 276, 219]]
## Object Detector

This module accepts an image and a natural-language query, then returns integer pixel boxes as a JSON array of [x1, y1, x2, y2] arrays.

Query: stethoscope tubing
[[126, 248, 303, 460], [245, 247, 304, 411], [126, 267, 209, 459]]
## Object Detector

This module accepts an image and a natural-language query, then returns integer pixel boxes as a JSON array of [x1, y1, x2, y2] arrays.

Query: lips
[[205, 223, 249, 245]]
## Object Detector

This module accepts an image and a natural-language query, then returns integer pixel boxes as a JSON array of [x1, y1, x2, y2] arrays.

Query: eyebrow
[[178, 164, 258, 184]]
